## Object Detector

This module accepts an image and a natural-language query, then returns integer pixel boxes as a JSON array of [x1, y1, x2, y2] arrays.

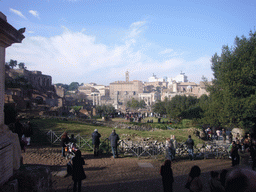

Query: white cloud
[[6, 24, 213, 85], [29, 10, 40, 19], [127, 21, 146, 39], [9, 8, 27, 19], [159, 49, 173, 54], [159, 48, 184, 57]]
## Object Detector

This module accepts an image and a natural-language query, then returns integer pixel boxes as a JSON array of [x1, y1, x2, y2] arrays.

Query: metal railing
[[44, 130, 230, 159]]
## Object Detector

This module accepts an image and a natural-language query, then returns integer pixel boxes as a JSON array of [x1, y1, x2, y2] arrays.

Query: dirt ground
[[22, 146, 233, 192]]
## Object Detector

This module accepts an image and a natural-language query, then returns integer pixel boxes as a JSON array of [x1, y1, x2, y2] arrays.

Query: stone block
[[17, 165, 52, 192]]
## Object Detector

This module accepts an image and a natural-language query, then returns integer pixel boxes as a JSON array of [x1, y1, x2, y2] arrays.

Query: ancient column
[[0, 12, 25, 185]]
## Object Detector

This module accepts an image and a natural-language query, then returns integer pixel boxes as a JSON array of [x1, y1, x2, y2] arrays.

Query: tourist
[[230, 141, 240, 167], [14, 118, 24, 141], [72, 150, 86, 192], [91, 129, 101, 157], [70, 134, 77, 144], [228, 132, 233, 143], [185, 135, 194, 160], [209, 171, 225, 192], [243, 135, 251, 149], [24, 121, 33, 145], [108, 129, 120, 158], [206, 127, 212, 140], [171, 135, 177, 160], [160, 159, 174, 192], [186, 165, 203, 192], [225, 167, 256, 192], [216, 129, 221, 140], [250, 138, 256, 170], [165, 138, 173, 160], [14, 119, 26, 151], [60, 132, 69, 157], [222, 129, 226, 143], [238, 147, 250, 167]]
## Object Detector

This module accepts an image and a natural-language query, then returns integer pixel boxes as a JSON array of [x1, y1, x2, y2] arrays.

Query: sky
[[2, 0, 256, 85]]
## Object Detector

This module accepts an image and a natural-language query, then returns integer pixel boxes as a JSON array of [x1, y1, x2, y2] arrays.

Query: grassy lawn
[[29, 118, 204, 146]]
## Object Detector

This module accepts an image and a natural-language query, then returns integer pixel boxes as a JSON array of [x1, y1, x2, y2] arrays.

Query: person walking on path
[[171, 135, 177, 160], [24, 121, 33, 145], [108, 129, 120, 158], [72, 150, 86, 192], [230, 141, 240, 167], [185, 135, 194, 160], [222, 129, 226, 143], [160, 159, 174, 192], [165, 138, 173, 160], [60, 132, 70, 157], [92, 129, 101, 157], [186, 165, 203, 192]]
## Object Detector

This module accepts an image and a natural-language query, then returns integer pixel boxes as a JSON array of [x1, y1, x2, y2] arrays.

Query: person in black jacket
[[92, 129, 101, 156], [60, 132, 69, 157], [160, 159, 174, 192], [230, 141, 240, 167], [185, 135, 194, 160], [108, 129, 120, 158], [72, 150, 86, 192]]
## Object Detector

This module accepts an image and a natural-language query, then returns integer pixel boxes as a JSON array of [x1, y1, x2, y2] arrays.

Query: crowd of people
[[11, 120, 256, 192], [160, 160, 256, 192], [62, 129, 120, 192], [228, 133, 256, 170]]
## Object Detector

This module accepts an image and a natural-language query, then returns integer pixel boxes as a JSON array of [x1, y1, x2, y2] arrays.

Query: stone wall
[[0, 135, 13, 185]]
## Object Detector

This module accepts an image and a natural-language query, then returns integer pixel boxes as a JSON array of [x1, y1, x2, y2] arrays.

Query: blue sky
[[2, 0, 256, 85]]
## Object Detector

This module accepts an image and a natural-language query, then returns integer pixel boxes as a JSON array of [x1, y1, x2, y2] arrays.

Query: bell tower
[[125, 71, 129, 82]]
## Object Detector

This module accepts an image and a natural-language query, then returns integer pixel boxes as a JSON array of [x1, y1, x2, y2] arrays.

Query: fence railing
[[44, 130, 230, 159]]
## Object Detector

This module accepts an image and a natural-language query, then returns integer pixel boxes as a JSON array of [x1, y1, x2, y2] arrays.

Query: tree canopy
[[126, 98, 146, 109], [208, 31, 256, 131], [96, 105, 116, 117]]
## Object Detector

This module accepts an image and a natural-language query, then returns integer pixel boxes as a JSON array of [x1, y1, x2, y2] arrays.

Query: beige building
[[162, 81, 210, 101], [109, 80, 143, 99], [78, 85, 98, 96]]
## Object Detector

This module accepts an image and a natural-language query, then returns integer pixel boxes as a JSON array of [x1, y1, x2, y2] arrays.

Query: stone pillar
[[92, 93, 95, 106], [0, 46, 5, 129], [0, 12, 25, 186]]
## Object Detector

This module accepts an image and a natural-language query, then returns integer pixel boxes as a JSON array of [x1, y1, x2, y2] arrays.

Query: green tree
[[139, 100, 146, 108], [8, 59, 17, 69], [18, 62, 25, 69], [166, 95, 198, 119], [96, 105, 115, 117], [127, 98, 139, 109], [209, 31, 256, 131], [68, 82, 80, 91], [5, 75, 33, 90], [153, 98, 167, 116]]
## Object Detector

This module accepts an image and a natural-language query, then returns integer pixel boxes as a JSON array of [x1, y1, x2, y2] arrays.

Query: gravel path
[[22, 146, 232, 192]]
